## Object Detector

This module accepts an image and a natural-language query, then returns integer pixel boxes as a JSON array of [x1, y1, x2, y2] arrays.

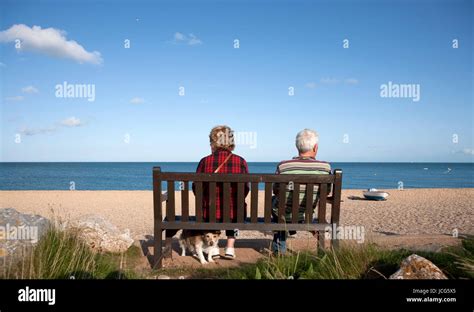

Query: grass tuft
[[1, 225, 141, 279]]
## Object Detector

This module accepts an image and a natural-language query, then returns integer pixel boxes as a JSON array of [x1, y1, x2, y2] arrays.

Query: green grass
[[2, 225, 473, 280], [186, 237, 474, 279], [0, 226, 143, 279]]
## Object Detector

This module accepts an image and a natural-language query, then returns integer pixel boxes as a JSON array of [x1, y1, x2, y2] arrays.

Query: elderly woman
[[193, 125, 249, 259]]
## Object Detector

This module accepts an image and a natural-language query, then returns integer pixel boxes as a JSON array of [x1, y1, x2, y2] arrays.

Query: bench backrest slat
[[181, 181, 189, 222], [318, 183, 327, 223], [250, 182, 258, 223], [278, 183, 286, 223], [237, 183, 245, 223], [194, 182, 203, 222], [305, 183, 314, 224], [291, 183, 300, 223], [209, 182, 217, 222], [264, 183, 273, 223], [167, 181, 175, 221], [222, 182, 231, 223]]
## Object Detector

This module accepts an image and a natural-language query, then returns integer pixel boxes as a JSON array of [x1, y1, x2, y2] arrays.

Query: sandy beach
[[1, 189, 472, 239]]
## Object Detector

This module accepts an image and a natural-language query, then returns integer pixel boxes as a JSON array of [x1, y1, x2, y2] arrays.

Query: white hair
[[295, 129, 319, 153]]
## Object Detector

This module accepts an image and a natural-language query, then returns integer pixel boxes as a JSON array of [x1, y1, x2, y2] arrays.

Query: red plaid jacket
[[193, 149, 249, 221]]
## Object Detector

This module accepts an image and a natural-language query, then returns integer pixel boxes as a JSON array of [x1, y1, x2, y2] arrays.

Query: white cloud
[[130, 97, 145, 104], [462, 148, 474, 155], [320, 78, 340, 84], [317, 78, 358, 85], [5, 95, 24, 101], [345, 78, 359, 85], [0, 24, 103, 65], [188, 34, 202, 46], [21, 85, 39, 93], [60, 116, 82, 127], [19, 126, 56, 136], [305, 82, 317, 89], [172, 32, 203, 46], [18, 116, 86, 136], [174, 32, 186, 41]]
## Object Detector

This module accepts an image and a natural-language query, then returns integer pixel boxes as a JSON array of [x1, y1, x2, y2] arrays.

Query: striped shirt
[[272, 156, 331, 222]]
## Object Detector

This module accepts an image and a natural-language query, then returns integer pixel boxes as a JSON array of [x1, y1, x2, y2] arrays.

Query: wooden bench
[[152, 166, 342, 268]]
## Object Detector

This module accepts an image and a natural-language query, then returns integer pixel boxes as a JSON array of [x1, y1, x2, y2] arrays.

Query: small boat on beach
[[363, 188, 389, 201]]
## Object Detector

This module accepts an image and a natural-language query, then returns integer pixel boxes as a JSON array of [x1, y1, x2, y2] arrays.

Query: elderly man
[[271, 129, 331, 254]]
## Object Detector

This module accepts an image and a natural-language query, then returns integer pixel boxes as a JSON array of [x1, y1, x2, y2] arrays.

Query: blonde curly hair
[[209, 125, 235, 151]]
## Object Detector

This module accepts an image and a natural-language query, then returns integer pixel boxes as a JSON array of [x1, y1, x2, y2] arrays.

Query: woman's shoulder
[[196, 154, 213, 168], [199, 153, 212, 160]]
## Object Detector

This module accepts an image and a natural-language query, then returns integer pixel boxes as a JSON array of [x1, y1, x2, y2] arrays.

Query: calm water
[[0, 162, 472, 190]]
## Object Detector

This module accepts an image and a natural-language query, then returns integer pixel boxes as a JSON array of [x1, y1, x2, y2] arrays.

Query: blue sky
[[0, 0, 472, 162]]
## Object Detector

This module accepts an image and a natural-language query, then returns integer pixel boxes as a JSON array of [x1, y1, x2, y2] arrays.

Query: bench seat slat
[[161, 220, 329, 231]]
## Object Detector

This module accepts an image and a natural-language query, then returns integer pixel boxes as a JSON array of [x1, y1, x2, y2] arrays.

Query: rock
[[389, 254, 448, 279], [66, 215, 133, 253], [157, 275, 170, 280], [0, 208, 51, 264]]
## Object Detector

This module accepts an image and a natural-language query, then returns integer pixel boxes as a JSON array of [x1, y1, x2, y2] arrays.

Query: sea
[[0, 162, 472, 190]]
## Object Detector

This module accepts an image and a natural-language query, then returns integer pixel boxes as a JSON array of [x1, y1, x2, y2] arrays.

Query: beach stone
[[67, 215, 133, 253], [389, 254, 448, 280], [0, 208, 51, 265]]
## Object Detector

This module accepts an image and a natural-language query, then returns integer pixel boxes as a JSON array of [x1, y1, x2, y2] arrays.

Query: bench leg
[[317, 230, 326, 250], [316, 229, 337, 250], [153, 225, 163, 269], [331, 223, 340, 249], [331, 237, 340, 249]]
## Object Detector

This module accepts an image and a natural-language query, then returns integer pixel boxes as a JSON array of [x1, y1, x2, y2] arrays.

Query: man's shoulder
[[277, 158, 331, 166], [277, 158, 332, 173], [278, 158, 330, 164]]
